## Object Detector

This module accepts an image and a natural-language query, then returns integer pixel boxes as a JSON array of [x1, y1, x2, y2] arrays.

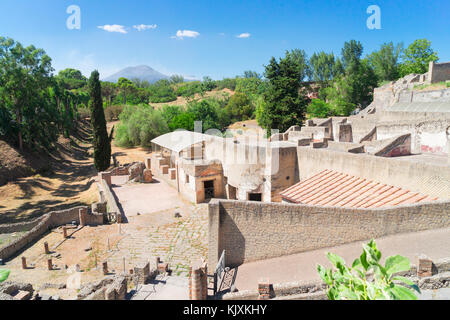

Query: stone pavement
[[131, 275, 189, 300], [233, 227, 450, 291], [104, 204, 208, 278]]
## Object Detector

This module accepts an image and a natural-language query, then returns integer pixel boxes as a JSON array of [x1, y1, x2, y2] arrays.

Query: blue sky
[[0, 0, 449, 80]]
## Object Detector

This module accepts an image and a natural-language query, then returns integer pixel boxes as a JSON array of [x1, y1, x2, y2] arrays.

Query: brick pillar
[[258, 280, 273, 300], [47, 258, 53, 270], [190, 266, 208, 300], [21, 257, 27, 269], [79, 208, 86, 227], [418, 255, 433, 277], [103, 261, 108, 275], [188, 267, 193, 300], [99, 172, 112, 186], [44, 242, 49, 254], [145, 157, 152, 170]]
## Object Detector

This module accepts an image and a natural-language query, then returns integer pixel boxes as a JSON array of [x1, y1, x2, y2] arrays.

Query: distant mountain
[[102, 65, 170, 83]]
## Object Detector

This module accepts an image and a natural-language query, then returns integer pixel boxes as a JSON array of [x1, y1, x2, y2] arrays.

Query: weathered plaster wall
[[376, 119, 450, 155]]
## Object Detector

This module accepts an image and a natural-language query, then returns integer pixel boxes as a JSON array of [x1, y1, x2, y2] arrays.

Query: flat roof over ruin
[[151, 130, 207, 153], [280, 169, 439, 208]]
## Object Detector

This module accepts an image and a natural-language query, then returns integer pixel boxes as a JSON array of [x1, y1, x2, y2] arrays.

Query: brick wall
[[208, 199, 450, 269]]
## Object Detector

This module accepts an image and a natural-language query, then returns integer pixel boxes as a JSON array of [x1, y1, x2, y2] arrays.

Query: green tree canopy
[[399, 39, 439, 77], [368, 42, 403, 82], [259, 51, 307, 134]]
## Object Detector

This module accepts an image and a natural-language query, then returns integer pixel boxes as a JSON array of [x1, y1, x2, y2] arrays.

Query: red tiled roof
[[280, 169, 438, 208]]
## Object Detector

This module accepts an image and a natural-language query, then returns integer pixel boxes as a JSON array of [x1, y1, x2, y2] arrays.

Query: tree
[[117, 77, 135, 104], [225, 92, 253, 122], [260, 52, 307, 134], [170, 74, 184, 84], [101, 81, 117, 108], [317, 240, 420, 300], [309, 52, 337, 82], [242, 70, 261, 79], [0, 37, 54, 150], [341, 40, 363, 69], [368, 42, 403, 82], [89, 70, 111, 172], [289, 49, 310, 83], [399, 39, 439, 77]]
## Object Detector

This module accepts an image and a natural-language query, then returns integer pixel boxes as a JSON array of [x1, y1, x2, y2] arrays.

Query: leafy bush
[[115, 105, 169, 148], [104, 105, 124, 122], [317, 240, 420, 300], [307, 99, 332, 119]]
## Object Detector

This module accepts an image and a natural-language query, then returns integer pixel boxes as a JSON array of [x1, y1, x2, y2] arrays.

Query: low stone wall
[[208, 199, 450, 269], [0, 218, 42, 234], [101, 179, 122, 223], [0, 206, 103, 261]]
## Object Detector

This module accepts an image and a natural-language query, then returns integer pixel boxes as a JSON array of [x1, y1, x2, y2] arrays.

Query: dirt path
[[0, 121, 98, 224]]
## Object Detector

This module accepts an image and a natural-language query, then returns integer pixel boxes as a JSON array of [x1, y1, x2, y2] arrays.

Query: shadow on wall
[[220, 208, 246, 268]]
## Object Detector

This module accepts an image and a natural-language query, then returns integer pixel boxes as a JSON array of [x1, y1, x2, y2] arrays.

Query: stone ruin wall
[[208, 199, 450, 269], [0, 206, 103, 261], [429, 61, 450, 84]]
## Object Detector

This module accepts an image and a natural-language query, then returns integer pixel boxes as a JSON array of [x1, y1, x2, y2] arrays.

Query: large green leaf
[[387, 285, 418, 300], [0, 269, 10, 283], [392, 276, 421, 293], [317, 264, 331, 285], [385, 255, 410, 277], [326, 252, 346, 268]]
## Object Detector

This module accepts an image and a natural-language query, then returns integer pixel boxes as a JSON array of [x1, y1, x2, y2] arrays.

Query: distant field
[[150, 88, 234, 109]]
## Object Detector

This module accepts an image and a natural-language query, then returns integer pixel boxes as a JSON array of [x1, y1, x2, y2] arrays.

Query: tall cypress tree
[[89, 70, 111, 172]]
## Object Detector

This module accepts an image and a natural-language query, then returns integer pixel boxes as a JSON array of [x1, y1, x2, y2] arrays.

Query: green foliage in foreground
[[0, 269, 10, 283], [317, 240, 420, 300]]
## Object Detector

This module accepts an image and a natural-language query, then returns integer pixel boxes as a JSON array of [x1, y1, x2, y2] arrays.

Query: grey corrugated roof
[[385, 101, 450, 113], [151, 130, 207, 153]]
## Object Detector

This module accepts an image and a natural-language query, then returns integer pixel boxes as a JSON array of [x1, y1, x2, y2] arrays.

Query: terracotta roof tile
[[279, 169, 438, 208]]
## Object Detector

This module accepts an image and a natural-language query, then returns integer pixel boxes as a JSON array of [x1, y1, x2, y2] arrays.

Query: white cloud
[[171, 30, 200, 39], [237, 33, 251, 38], [133, 24, 157, 31], [98, 25, 127, 34]]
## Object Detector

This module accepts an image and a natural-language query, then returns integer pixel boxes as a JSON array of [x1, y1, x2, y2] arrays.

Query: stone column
[[418, 255, 433, 277], [44, 242, 50, 254], [21, 257, 27, 269], [79, 208, 86, 227], [103, 261, 108, 275], [190, 266, 208, 300], [62, 227, 68, 239], [47, 258, 53, 270]]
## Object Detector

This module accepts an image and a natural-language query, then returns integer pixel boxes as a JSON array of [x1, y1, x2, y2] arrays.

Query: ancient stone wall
[[375, 118, 450, 155], [429, 61, 450, 83], [208, 199, 450, 269], [0, 206, 103, 260]]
